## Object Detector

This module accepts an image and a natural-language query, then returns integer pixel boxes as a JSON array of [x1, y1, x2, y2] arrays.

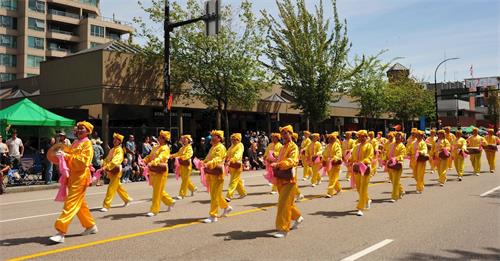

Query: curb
[[6, 183, 60, 194]]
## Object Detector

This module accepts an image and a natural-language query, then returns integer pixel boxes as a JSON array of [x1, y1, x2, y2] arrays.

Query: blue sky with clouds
[[100, 0, 499, 82]]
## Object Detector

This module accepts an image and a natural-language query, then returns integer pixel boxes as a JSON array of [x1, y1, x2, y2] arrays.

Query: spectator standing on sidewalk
[[1, 152, 12, 194], [125, 135, 136, 166], [6, 130, 23, 169], [57, 132, 71, 146], [142, 136, 152, 158], [44, 137, 56, 184], [0, 134, 8, 154], [92, 139, 105, 186]]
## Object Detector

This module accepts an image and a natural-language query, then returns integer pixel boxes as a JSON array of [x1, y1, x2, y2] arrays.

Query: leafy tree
[[262, 0, 359, 130], [347, 51, 391, 129], [134, 0, 271, 137], [485, 86, 499, 129]]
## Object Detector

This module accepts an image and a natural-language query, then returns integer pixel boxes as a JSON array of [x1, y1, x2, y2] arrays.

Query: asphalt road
[[1, 154, 499, 261]]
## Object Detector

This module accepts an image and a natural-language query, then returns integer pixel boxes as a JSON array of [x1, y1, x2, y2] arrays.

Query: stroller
[[8, 156, 44, 186]]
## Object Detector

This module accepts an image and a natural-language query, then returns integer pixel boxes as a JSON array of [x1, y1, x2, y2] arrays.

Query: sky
[[100, 0, 499, 83]]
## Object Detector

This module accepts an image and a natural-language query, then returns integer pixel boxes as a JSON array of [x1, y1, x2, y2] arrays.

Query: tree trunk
[[306, 115, 310, 131], [216, 101, 222, 130], [363, 116, 367, 129], [223, 101, 230, 147]]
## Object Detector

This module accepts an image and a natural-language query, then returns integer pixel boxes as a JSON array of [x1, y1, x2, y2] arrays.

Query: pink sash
[[92, 168, 103, 183], [193, 157, 208, 191], [264, 151, 276, 183], [174, 158, 180, 181], [137, 155, 152, 186], [343, 150, 352, 166], [54, 154, 70, 202]]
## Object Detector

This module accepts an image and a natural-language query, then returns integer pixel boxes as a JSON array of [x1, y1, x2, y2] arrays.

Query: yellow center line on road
[[8, 180, 390, 261]]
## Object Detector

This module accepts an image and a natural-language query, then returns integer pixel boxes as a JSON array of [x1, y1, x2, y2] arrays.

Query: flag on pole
[[167, 94, 173, 111], [469, 64, 473, 77]]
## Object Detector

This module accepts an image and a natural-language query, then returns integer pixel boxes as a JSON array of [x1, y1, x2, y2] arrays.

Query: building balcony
[[46, 0, 99, 14], [47, 9, 80, 25], [84, 17, 134, 35], [46, 47, 72, 57], [46, 29, 79, 42]]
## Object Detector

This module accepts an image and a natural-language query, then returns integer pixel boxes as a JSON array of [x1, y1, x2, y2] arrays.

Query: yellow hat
[[327, 132, 338, 139], [211, 130, 224, 140], [488, 128, 494, 133], [345, 131, 352, 136], [113, 132, 124, 143], [377, 131, 383, 135], [386, 132, 395, 139], [292, 133, 299, 141], [181, 134, 192, 142], [368, 131, 375, 136], [437, 130, 445, 134], [77, 121, 94, 134], [230, 133, 242, 141], [472, 127, 479, 132], [303, 130, 310, 135], [159, 130, 171, 141], [312, 133, 320, 139], [411, 128, 418, 134], [279, 125, 294, 134], [271, 133, 281, 140], [357, 130, 368, 137], [456, 130, 462, 135], [430, 129, 436, 134], [444, 126, 451, 131], [417, 130, 425, 136]]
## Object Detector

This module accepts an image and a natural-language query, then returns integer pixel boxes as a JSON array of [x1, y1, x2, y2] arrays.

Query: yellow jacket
[[387, 142, 406, 163], [103, 145, 124, 173], [452, 137, 467, 157], [171, 144, 193, 161], [406, 138, 416, 156], [445, 133, 456, 143], [467, 135, 485, 148], [342, 139, 355, 153], [322, 142, 342, 162], [382, 139, 394, 160], [64, 139, 94, 185], [484, 135, 499, 146], [264, 142, 282, 161], [276, 141, 299, 171], [411, 140, 428, 157], [204, 142, 227, 169], [350, 142, 374, 166], [306, 141, 322, 160], [144, 144, 170, 174], [300, 137, 311, 151], [226, 142, 244, 169], [434, 139, 451, 157]]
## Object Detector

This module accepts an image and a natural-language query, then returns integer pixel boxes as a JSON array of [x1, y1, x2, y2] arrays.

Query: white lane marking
[[480, 185, 500, 197], [0, 200, 149, 223], [340, 239, 394, 261], [0, 192, 107, 206]]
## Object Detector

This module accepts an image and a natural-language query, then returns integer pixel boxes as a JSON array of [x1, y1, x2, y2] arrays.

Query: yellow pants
[[303, 163, 312, 179], [55, 182, 95, 234], [103, 171, 131, 209], [437, 158, 448, 184], [226, 168, 246, 199], [485, 150, 496, 172], [150, 172, 174, 214], [371, 160, 378, 176], [354, 174, 370, 210], [178, 165, 196, 197], [208, 174, 228, 217], [326, 166, 342, 196], [414, 161, 426, 192], [447, 156, 453, 169], [310, 164, 322, 185], [388, 168, 404, 200], [429, 158, 437, 172], [470, 153, 482, 174], [276, 180, 301, 232], [454, 156, 465, 177]]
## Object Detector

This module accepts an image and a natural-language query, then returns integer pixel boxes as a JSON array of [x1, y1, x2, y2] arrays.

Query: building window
[[0, 54, 16, 67], [0, 34, 16, 48], [91, 25, 104, 37], [90, 42, 101, 48], [28, 36, 44, 49], [0, 15, 17, 29], [28, 0, 45, 13], [0, 0, 17, 10], [27, 73, 38, 77], [27, 55, 44, 68], [80, 0, 98, 7], [28, 17, 45, 31], [0, 73, 15, 82]]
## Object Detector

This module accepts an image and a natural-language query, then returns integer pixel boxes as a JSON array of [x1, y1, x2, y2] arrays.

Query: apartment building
[[0, 0, 133, 82]]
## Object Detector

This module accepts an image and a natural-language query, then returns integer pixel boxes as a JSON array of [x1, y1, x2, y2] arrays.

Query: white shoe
[[356, 210, 364, 216], [270, 191, 277, 195], [167, 201, 176, 212], [290, 216, 304, 230], [238, 194, 247, 199], [81, 225, 98, 236], [273, 231, 287, 238], [268, 183, 273, 187], [439, 183, 444, 187], [49, 233, 65, 243], [389, 199, 396, 203], [325, 194, 332, 198], [366, 199, 372, 209], [416, 191, 422, 194], [203, 216, 218, 223], [99, 208, 108, 212], [430, 171, 434, 175], [146, 212, 156, 217], [490, 170, 494, 173], [475, 172, 480, 176], [174, 196, 183, 200], [311, 184, 316, 187], [191, 187, 198, 197], [458, 177, 462, 181], [225, 197, 232, 202], [301, 178, 306, 181], [221, 206, 233, 217]]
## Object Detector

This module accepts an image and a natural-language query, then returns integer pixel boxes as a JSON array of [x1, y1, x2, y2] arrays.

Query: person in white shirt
[[6, 131, 23, 168], [0, 134, 8, 154], [57, 132, 72, 146]]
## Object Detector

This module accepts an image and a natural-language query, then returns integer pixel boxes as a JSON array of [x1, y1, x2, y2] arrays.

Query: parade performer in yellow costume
[[467, 128, 485, 175], [406, 128, 418, 172], [264, 133, 283, 194], [411, 131, 429, 192], [383, 132, 395, 181], [368, 131, 380, 175], [350, 130, 374, 217], [484, 129, 499, 173], [144, 130, 175, 217], [444, 127, 456, 169], [386, 132, 406, 202], [271, 125, 303, 238], [452, 130, 467, 181], [342, 131, 356, 181], [202, 130, 232, 223], [225, 133, 247, 201], [100, 132, 132, 212], [300, 131, 312, 180], [308, 133, 323, 186], [425, 129, 437, 174], [292, 133, 304, 202], [323, 132, 343, 197], [435, 130, 451, 186], [170, 134, 197, 200], [50, 121, 97, 243]]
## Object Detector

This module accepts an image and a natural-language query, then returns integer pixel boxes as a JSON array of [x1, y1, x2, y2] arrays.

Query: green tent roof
[[0, 98, 75, 127]]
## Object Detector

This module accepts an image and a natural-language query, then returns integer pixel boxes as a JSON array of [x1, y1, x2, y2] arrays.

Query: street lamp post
[[454, 94, 459, 127], [434, 57, 459, 129]]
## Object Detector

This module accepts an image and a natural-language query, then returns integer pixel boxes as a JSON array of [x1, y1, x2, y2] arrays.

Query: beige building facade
[[0, 0, 133, 82]]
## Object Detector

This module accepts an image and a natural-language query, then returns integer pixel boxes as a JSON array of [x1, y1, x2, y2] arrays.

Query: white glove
[[55, 151, 67, 157]]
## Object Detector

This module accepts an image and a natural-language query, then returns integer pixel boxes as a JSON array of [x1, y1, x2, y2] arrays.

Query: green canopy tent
[[0, 98, 75, 139]]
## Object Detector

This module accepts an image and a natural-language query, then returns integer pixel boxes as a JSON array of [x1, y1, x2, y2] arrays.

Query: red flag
[[167, 94, 173, 111]]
